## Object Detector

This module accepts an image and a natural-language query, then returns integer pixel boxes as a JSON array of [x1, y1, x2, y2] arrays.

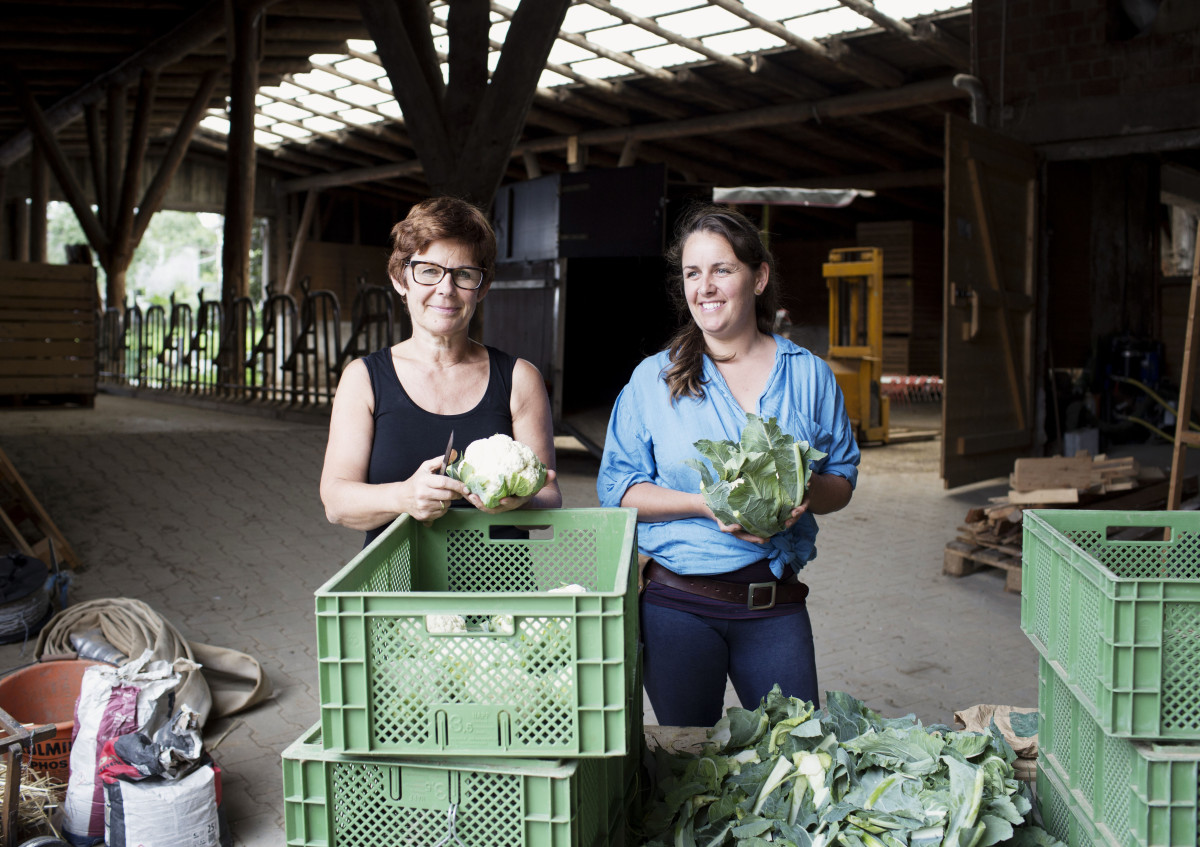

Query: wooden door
[[941, 115, 1038, 489]]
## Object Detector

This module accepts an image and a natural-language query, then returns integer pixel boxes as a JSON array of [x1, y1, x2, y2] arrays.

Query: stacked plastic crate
[[1021, 510, 1200, 846], [281, 507, 642, 847]]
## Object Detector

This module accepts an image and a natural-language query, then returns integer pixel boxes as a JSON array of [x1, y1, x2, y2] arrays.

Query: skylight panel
[[538, 68, 574, 87], [433, 34, 450, 54], [876, 0, 967, 17], [490, 20, 510, 43], [634, 43, 705, 68], [296, 93, 346, 114], [200, 114, 229, 135], [745, 0, 837, 16], [338, 108, 383, 126], [303, 115, 346, 134], [261, 101, 312, 122], [263, 81, 307, 100], [347, 39, 376, 53], [310, 53, 345, 65], [375, 100, 403, 119], [703, 28, 786, 55], [270, 123, 312, 140], [568, 57, 635, 79], [631, 0, 701, 15], [585, 23, 666, 52], [254, 129, 284, 146], [333, 57, 386, 81], [786, 7, 872, 39], [488, 51, 501, 72], [656, 5, 748, 38], [335, 84, 391, 107], [561, 4, 621, 33], [547, 40, 599, 64], [292, 69, 347, 92], [254, 113, 275, 128]]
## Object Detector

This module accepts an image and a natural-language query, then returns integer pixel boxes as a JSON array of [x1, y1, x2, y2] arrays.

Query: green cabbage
[[685, 413, 826, 538]]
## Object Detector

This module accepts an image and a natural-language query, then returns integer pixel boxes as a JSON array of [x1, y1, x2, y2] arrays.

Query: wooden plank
[[0, 359, 96, 377], [0, 260, 98, 282], [0, 295, 98, 311], [1007, 487, 1080, 505], [1011, 456, 1092, 491], [0, 375, 97, 393], [0, 340, 95, 357], [0, 278, 97, 296], [0, 321, 96, 339]]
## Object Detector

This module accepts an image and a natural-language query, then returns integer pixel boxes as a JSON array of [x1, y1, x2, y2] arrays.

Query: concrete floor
[[0, 393, 1061, 845]]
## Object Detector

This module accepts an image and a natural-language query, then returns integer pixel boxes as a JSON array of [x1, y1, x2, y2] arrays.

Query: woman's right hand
[[407, 455, 469, 523]]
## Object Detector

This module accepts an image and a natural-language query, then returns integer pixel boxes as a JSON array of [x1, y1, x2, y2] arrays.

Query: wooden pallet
[[943, 539, 1021, 593], [0, 446, 80, 569]]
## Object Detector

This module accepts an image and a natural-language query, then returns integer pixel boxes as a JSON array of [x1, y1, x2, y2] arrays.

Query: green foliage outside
[[46, 201, 267, 309]]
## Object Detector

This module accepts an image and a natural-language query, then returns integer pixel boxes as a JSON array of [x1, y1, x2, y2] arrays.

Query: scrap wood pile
[[945, 453, 1183, 593]]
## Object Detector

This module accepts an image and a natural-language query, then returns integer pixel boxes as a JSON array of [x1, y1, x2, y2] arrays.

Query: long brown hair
[[662, 203, 779, 402]]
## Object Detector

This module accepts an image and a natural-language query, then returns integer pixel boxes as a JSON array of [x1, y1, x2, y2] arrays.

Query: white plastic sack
[[62, 649, 192, 845], [105, 759, 230, 847]]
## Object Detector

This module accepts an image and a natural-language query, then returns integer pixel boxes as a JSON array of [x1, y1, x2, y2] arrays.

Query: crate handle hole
[[1105, 524, 1172, 541], [488, 524, 553, 540]]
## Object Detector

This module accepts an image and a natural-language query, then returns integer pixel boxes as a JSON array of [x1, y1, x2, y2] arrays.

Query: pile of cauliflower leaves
[[640, 687, 1062, 847]]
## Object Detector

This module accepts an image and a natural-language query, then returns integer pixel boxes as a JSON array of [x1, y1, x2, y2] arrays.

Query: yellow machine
[[823, 247, 889, 444]]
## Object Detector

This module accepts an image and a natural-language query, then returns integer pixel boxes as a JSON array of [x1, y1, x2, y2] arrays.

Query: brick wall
[[974, 0, 1200, 135]]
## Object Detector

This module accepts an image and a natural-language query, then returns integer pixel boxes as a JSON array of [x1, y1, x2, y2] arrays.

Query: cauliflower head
[[448, 433, 547, 509]]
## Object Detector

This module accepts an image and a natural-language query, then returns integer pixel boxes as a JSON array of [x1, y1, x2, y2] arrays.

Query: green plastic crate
[[1037, 752, 1102, 847], [1021, 509, 1200, 740], [315, 508, 639, 758], [1038, 656, 1200, 846], [282, 725, 627, 847]]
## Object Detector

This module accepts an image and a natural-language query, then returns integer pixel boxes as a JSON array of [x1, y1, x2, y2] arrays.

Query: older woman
[[597, 203, 859, 727], [321, 196, 560, 545]]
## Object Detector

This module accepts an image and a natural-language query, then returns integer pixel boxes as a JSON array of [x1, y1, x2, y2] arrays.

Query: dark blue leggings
[[640, 597, 819, 728]]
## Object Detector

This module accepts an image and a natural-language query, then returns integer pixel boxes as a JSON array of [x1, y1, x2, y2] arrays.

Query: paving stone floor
[[0, 392, 1114, 845]]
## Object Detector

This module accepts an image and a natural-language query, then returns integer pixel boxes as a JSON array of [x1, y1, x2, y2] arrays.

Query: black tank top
[[362, 345, 517, 545]]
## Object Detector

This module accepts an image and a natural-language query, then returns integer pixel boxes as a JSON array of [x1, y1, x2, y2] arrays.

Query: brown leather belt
[[645, 559, 809, 610]]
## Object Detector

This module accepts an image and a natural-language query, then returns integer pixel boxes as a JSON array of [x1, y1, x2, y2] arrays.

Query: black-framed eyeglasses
[[404, 260, 486, 290]]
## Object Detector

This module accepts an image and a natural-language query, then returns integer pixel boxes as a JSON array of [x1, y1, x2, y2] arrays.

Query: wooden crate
[[858, 222, 943, 376], [0, 261, 98, 406]]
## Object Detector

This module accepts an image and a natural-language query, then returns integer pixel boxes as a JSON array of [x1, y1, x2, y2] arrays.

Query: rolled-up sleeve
[[815, 364, 860, 489], [596, 386, 657, 507]]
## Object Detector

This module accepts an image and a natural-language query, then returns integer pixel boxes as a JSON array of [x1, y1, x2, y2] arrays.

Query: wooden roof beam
[[0, 0, 283, 168], [285, 76, 968, 192], [832, 0, 970, 70], [705, 0, 904, 89], [520, 76, 968, 153]]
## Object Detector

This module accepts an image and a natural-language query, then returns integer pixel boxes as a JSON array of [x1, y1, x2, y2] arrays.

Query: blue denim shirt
[[596, 335, 860, 578]]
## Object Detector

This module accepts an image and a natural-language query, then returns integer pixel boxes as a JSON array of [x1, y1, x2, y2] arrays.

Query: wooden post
[[1167, 219, 1200, 510], [221, 0, 263, 312], [283, 189, 318, 296], [30, 145, 48, 262]]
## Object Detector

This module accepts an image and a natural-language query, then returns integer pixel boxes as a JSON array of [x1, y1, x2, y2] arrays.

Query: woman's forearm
[[619, 481, 709, 522], [804, 472, 853, 515]]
